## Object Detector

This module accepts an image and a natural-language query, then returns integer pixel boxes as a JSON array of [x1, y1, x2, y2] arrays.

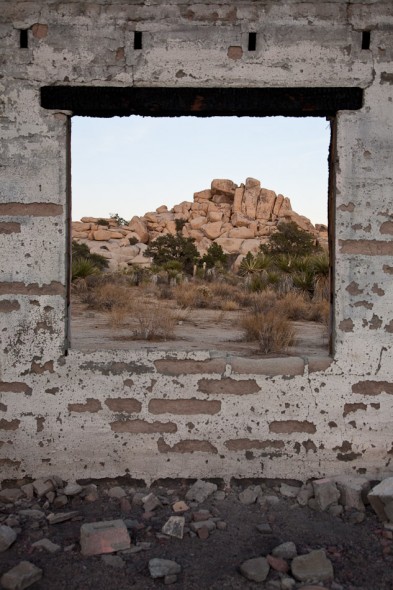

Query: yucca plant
[[71, 257, 100, 281], [239, 252, 271, 276]]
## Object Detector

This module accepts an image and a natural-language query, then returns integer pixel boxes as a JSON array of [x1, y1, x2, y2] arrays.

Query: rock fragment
[[108, 486, 126, 499], [239, 486, 261, 505], [368, 477, 393, 522], [47, 511, 79, 524], [239, 557, 270, 582], [63, 482, 83, 496], [148, 558, 181, 579], [185, 480, 218, 503], [142, 492, 161, 512], [0, 525, 17, 552], [32, 538, 61, 553], [32, 478, 54, 498], [313, 479, 340, 511], [162, 516, 185, 539], [272, 541, 297, 560], [291, 549, 334, 582], [0, 488, 23, 504], [0, 561, 43, 590], [80, 519, 131, 556], [101, 554, 125, 568]]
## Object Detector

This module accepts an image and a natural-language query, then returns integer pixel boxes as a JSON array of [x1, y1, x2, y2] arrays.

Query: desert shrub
[[275, 292, 309, 321], [72, 241, 109, 272], [261, 221, 321, 257], [220, 299, 239, 311], [71, 258, 100, 281], [128, 237, 139, 245], [97, 218, 110, 226], [200, 243, 228, 270], [292, 270, 315, 298], [110, 212, 128, 226], [240, 309, 295, 354], [82, 283, 132, 311], [131, 301, 175, 340], [144, 233, 199, 275], [173, 283, 198, 308], [307, 300, 330, 325]]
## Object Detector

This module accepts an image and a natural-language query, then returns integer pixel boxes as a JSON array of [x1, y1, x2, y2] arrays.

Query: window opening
[[70, 115, 331, 359]]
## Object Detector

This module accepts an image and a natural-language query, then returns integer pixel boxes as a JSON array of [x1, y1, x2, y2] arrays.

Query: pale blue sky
[[71, 116, 330, 225]]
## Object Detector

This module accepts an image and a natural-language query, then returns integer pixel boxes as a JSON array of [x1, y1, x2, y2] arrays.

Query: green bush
[[200, 243, 228, 270], [261, 221, 321, 257], [110, 212, 128, 226], [71, 257, 100, 281], [144, 233, 200, 275]]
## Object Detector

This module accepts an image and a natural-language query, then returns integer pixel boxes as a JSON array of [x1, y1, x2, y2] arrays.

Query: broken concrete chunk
[[142, 492, 161, 512], [190, 519, 216, 533], [0, 561, 43, 590], [63, 482, 83, 496], [335, 475, 370, 512], [0, 488, 23, 504], [313, 479, 340, 511], [172, 501, 189, 513], [80, 519, 131, 556], [108, 486, 127, 499], [291, 549, 334, 582], [368, 477, 393, 522], [32, 478, 54, 498], [162, 516, 185, 539], [148, 558, 181, 579], [32, 538, 61, 553], [185, 480, 218, 503], [280, 483, 300, 498], [0, 525, 17, 552], [297, 483, 314, 506], [239, 486, 261, 505], [47, 511, 79, 524], [239, 557, 270, 582]]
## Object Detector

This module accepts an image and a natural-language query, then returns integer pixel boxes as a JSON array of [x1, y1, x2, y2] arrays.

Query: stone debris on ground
[[0, 560, 43, 590], [0, 474, 393, 589]]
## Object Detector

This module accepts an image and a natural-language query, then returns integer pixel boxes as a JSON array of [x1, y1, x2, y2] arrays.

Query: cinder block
[[80, 520, 130, 556]]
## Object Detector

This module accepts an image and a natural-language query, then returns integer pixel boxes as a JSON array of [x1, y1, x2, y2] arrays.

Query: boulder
[[128, 216, 149, 243], [242, 184, 260, 218], [214, 237, 244, 254], [211, 179, 237, 197], [201, 221, 223, 240], [156, 205, 168, 213], [233, 186, 245, 213], [228, 227, 255, 239], [190, 216, 207, 230], [93, 229, 112, 241], [231, 213, 251, 227], [239, 239, 261, 255], [207, 210, 223, 223], [194, 189, 212, 201], [257, 188, 277, 220]]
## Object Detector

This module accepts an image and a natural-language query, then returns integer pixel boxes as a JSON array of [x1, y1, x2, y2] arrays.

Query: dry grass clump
[[131, 301, 175, 340], [240, 309, 295, 354], [306, 299, 330, 325], [81, 283, 132, 311], [275, 292, 309, 321]]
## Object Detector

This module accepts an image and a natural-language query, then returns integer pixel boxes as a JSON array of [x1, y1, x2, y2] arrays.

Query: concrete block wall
[[0, 1, 393, 484]]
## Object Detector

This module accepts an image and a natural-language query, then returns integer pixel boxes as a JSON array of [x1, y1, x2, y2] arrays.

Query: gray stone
[[149, 558, 181, 579], [0, 489, 23, 504], [142, 492, 161, 512], [280, 577, 296, 590], [108, 486, 127, 499], [0, 525, 17, 552], [213, 491, 226, 501], [280, 483, 300, 498], [185, 480, 218, 503], [239, 486, 260, 505], [368, 477, 393, 522], [20, 484, 34, 500], [272, 542, 297, 560], [32, 538, 61, 553], [335, 475, 370, 511], [162, 516, 185, 539], [32, 478, 54, 498], [297, 483, 314, 506], [264, 495, 280, 506], [164, 574, 178, 585], [291, 549, 334, 582], [256, 523, 273, 535], [239, 557, 270, 582], [18, 510, 45, 520], [63, 482, 83, 496], [328, 504, 344, 517], [313, 479, 340, 511], [0, 561, 43, 590], [47, 511, 79, 524], [190, 519, 216, 533], [101, 554, 125, 569]]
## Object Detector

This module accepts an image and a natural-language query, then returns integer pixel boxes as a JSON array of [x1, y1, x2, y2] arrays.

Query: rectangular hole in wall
[[361, 31, 371, 50], [69, 115, 332, 360], [134, 31, 142, 50], [248, 32, 257, 51], [19, 29, 28, 49]]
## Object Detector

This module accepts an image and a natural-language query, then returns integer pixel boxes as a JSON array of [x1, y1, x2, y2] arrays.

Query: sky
[[71, 115, 330, 226]]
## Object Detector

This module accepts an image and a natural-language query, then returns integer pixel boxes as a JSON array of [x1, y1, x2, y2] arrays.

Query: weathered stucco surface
[[1, 1, 393, 484]]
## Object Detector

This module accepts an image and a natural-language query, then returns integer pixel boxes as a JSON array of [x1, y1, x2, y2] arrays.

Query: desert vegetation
[[71, 221, 329, 354]]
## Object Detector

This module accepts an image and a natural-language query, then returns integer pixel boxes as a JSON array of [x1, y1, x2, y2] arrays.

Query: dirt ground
[[71, 298, 329, 357], [1, 477, 393, 590]]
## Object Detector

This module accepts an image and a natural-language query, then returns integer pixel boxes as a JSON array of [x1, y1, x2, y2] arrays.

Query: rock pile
[[1, 474, 392, 589], [72, 178, 328, 271]]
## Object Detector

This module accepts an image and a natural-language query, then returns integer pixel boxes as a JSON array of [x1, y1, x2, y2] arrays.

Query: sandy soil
[[71, 299, 329, 358]]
